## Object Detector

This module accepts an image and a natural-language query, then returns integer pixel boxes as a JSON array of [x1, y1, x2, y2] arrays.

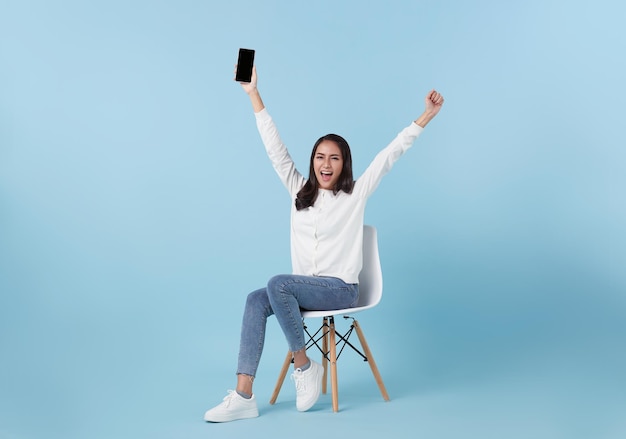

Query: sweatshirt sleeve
[[355, 122, 424, 198], [255, 108, 306, 198]]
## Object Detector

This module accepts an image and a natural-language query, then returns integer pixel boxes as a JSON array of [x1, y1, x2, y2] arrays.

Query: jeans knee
[[245, 288, 272, 314], [267, 274, 289, 297], [246, 289, 263, 305]]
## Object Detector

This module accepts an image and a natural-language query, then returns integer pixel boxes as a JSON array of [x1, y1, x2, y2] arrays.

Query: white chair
[[269, 225, 389, 412]]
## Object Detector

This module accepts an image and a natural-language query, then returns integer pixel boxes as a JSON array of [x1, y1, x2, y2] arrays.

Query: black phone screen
[[236, 48, 255, 83]]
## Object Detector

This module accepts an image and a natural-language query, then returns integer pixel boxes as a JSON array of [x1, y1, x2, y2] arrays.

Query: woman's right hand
[[235, 65, 258, 95], [235, 65, 264, 112]]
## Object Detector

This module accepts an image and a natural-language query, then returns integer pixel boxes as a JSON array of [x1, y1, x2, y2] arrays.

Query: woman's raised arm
[[235, 65, 265, 113]]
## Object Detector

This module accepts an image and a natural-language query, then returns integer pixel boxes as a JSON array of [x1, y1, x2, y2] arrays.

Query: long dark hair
[[295, 134, 354, 211]]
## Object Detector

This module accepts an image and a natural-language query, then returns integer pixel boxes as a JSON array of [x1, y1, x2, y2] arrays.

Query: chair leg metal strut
[[269, 315, 389, 412]]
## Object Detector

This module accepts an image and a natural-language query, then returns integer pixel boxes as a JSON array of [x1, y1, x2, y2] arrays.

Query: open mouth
[[320, 171, 333, 182]]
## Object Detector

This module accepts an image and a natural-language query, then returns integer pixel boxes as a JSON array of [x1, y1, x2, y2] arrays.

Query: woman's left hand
[[425, 89, 444, 117], [414, 89, 444, 127]]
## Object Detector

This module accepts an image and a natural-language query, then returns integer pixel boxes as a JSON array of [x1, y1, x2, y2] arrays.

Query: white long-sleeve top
[[255, 108, 424, 284]]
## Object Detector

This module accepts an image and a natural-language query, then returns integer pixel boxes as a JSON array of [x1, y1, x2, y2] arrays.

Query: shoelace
[[220, 390, 237, 407], [290, 369, 306, 392]]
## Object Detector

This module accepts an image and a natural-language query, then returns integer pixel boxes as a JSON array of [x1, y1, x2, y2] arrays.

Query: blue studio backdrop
[[1, 1, 625, 438]]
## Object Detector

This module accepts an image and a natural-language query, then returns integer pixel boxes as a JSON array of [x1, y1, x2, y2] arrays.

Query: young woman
[[204, 66, 444, 422]]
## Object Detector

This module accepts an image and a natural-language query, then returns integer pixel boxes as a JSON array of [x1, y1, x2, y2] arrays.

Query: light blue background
[[1, 1, 625, 438]]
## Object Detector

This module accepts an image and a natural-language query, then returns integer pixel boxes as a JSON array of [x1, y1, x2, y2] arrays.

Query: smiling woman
[[202, 64, 444, 423]]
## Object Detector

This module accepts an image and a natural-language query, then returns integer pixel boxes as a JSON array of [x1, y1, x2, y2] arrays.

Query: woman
[[204, 66, 444, 422]]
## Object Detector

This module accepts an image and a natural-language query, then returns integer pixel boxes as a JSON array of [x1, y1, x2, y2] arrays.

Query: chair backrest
[[355, 225, 383, 309]]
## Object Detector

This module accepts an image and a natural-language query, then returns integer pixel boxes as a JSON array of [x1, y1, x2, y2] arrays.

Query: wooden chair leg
[[269, 351, 293, 404], [353, 319, 390, 401], [329, 316, 339, 412], [322, 317, 329, 395]]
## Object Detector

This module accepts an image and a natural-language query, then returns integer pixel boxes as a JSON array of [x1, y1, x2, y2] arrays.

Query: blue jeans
[[236, 274, 359, 377]]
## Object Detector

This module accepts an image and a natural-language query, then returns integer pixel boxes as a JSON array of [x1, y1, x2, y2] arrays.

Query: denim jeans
[[236, 274, 359, 377]]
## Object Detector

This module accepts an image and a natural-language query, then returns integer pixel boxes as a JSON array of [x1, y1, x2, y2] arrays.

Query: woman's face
[[314, 140, 343, 190]]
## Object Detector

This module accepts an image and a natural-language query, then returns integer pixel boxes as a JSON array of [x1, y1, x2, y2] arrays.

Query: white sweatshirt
[[255, 108, 424, 284]]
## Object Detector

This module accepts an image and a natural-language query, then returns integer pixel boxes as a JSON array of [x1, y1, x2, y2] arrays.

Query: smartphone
[[235, 48, 255, 83]]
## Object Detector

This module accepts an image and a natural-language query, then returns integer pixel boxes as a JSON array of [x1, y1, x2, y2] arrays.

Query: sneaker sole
[[204, 408, 259, 423]]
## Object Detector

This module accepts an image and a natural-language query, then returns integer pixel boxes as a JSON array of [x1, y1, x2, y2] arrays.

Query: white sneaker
[[291, 360, 323, 412], [203, 390, 259, 422]]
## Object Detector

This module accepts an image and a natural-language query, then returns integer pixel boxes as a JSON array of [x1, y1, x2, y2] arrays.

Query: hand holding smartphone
[[235, 48, 255, 83]]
